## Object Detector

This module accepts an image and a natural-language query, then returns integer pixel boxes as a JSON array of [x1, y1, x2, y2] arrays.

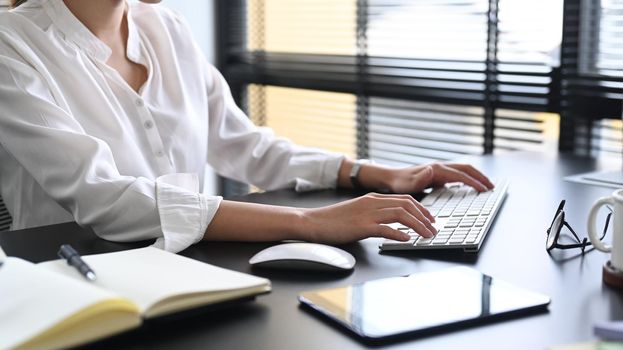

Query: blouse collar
[[42, 0, 141, 63]]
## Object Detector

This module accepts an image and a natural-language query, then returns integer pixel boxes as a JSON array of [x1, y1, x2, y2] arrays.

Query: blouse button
[[136, 98, 145, 107], [156, 150, 164, 157], [144, 120, 154, 129]]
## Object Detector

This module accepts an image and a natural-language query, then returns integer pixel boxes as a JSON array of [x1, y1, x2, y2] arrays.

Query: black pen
[[58, 244, 97, 281]]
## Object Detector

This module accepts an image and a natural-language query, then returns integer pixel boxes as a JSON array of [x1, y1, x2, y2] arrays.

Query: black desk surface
[[2, 152, 622, 349]]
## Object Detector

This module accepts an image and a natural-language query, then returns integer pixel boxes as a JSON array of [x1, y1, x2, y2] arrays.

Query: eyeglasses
[[546, 200, 612, 253]]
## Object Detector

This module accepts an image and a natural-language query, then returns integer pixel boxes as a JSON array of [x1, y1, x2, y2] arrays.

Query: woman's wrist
[[338, 158, 395, 191], [358, 164, 394, 191], [295, 208, 318, 242]]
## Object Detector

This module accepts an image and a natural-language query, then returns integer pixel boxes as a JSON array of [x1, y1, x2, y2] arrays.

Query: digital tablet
[[298, 266, 550, 341]]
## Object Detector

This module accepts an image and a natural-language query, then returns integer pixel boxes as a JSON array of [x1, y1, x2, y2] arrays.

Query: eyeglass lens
[[547, 210, 564, 250]]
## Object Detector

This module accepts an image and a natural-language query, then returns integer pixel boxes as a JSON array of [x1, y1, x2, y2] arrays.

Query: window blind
[[216, 0, 623, 195], [221, 0, 564, 174], [579, 0, 623, 79], [566, 0, 623, 103], [368, 98, 485, 166], [248, 85, 358, 158], [0, 196, 10, 232], [559, 0, 623, 157], [592, 119, 623, 160]]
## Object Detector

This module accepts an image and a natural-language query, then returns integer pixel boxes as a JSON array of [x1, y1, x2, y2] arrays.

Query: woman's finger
[[366, 193, 434, 222], [375, 225, 411, 241], [446, 164, 494, 189], [433, 164, 488, 192], [380, 198, 436, 232], [375, 207, 435, 237]]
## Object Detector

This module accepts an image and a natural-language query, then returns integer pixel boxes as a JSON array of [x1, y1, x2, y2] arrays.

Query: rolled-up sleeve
[[153, 173, 222, 252], [0, 52, 213, 253], [205, 65, 345, 192]]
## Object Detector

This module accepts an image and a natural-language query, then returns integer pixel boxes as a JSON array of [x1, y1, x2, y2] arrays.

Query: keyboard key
[[386, 223, 405, 230], [382, 238, 416, 248], [416, 238, 434, 245], [420, 191, 441, 206]]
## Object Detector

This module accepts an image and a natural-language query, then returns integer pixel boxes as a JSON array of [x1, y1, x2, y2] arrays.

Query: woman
[[0, 0, 493, 252]]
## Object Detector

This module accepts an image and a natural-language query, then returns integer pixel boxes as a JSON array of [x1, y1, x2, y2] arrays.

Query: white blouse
[[0, 0, 344, 252]]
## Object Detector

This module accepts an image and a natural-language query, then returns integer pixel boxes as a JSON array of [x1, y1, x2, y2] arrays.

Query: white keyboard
[[379, 179, 509, 253]]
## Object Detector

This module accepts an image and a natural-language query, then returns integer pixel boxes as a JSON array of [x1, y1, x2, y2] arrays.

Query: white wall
[[162, 1, 219, 195]]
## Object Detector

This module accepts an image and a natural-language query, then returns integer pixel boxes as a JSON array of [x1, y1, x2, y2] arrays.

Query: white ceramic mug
[[588, 189, 623, 270]]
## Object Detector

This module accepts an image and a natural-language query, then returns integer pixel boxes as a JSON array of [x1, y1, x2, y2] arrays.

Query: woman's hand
[[300, 192, 437, 244], [384, 163, 495, 193], [205, 195, 435, 244], [339, 160, 495, 194]]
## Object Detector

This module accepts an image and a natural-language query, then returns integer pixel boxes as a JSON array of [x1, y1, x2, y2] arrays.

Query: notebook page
[[38, 247, 270, 316], [0, 257, 138, 350]]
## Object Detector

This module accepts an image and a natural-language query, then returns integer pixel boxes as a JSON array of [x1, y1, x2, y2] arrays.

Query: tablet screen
[[298, 266, 550, 340]]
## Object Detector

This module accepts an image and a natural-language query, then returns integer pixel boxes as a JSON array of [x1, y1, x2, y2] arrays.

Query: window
[[579, 0, 623, 78], [246, 0, 357, 55], [220, 0, 564, 180], [218, 0, 585, 193], [248, 85, 358, 158], [593, 119, 623, 161], [368, 98, 486, 166], [559, 0, 623, 159]]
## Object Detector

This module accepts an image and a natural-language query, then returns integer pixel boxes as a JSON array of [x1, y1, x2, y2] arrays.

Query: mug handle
[[587, 196, 614, 253]]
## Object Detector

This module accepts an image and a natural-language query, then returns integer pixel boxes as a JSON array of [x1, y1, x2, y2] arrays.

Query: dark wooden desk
[[2, 152, 622, 349]]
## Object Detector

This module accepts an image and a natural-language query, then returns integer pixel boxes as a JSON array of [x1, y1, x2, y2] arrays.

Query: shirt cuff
[[151, 173, 222, 253], [294, 154, 345, 192]]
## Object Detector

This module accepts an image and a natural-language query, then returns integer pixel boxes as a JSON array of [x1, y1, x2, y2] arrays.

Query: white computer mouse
[[249, 242, 356, 272]]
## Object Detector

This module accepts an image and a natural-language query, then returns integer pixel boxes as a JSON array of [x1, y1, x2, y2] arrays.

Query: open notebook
[[0, 247, 271, 350]]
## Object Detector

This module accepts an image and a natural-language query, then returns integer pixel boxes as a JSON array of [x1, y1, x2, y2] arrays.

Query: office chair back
[[0, 196, 12, 232]]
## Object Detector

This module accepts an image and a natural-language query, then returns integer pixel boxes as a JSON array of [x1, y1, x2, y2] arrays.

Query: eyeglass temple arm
[[561, 212, 611, 247], [563, 221, 584, 244], [601, 212, 613, 240]]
